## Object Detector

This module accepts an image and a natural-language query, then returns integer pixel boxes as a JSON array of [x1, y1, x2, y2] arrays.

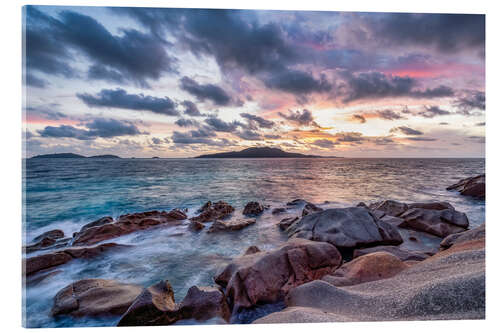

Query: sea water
[[22, 158, 485, 327]]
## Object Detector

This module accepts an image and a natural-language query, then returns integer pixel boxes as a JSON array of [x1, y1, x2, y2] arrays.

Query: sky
[[23, 6, 485, 158]]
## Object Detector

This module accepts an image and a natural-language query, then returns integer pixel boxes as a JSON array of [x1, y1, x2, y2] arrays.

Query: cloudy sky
[[23, 6, 485, 158]]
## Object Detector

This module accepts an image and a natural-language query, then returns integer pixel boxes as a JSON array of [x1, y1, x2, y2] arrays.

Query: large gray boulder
[[440, 223, 485, 249], [353, 245, 429, 262], [399, 208, 468, 237], [255, 236, 485, 323], [118, 280, 179, 326], [177, 286, 231, 322], [447, 174, 485, 199], [214, 238, 342, 311], [286, 207, 403, 249]]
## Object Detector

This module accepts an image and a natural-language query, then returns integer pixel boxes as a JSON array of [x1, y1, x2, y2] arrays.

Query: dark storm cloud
[[264, 70, 331, 95], [278, 109, 320, 127], [180, 10, 297, 74], [351, 114, 366, 123], [25, 73, 49, 88], [369, 13, 485, 54], [454, 90, 485, 114], [390, 126, 424, 136], [341, 71, 454, 103], [376, 109, 405, 120], [26, 105, 67, 120], [77, 88, 179, 116], [235, 129, 262, 141], [171, 128, 230, 146], [180, 77, 232, 106], [87, 65, 125, 84], [25, 6, 175, 87], [175, 118, 199, 127], [25, 7, 77, 79], [204, 117, 242, 132], [240, 113, 275, 129], [417, 106, 451, 118], [311, 139, 335, 148], [38, 125, 90, 140], [406, 137, 438, 142], [37, 118, 144, 140], [336, 132, 365, 143], [373, 137, 395, 146], [181, 100, 203, 117]]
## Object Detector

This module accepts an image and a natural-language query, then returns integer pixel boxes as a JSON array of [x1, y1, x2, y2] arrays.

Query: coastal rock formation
[[25, 243, 127, 275], [398, 208, 468, 237], [447, 174, 485, 199], [369, 200, 408, 217], [287, 207, 403, 250], [214, 238, 342, 311], [79, 216, 113, 232], [286, 199, 308, 206], [272, 207, 287, 215], [191, 201, 235, 223], [278, 217, 299, 231], [322, 252, 409, 286], [72, 210, 184, 246], [32, 229, 65, 242], [302, 203, 323, 216], [353, 245, 429, 262], [440, 223, 485, 249], [178, 286, 231, 322], [51, 279, 143, 317], [244, 245, 261, 255], [24, 237, 57, 254], [366, 200, 470, 238], [118, 280, 178, 326], [243, 202, 264, 216], [207, 219, 256, 233], [166, 209, 188, 220], [188, 220, 205, 231], [256, 235, 485, 323]]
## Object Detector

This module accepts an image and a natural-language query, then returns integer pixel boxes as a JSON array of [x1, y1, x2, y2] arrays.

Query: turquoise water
[[23, 158, 485, 327]]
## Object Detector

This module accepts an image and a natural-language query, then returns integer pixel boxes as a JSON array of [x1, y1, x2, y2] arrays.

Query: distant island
[[195, 147, 338, 158], [30, 153, 121, 159]]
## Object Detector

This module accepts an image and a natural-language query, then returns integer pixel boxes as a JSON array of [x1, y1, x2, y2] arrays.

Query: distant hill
[[30, 153, 120, 159], [195, 147, 337, 158], [30, 153, 86, 159], [88, 155, 121, 159]]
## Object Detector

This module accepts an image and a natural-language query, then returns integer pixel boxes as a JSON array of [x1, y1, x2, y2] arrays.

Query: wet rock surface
[[278, 216, 299, 231], [398, 208, 468, 237], [255, 235, 485, 323], [118, 280, 178, 326], [25, 243, 128, 276], [178, 286, 231, 322], [72, 210, 185, 246], [243, 201, 265, 216], [32, 229, 65, 243], [447, 174, 485, 199], [191, 201, 235, 223], [440, 223, 485, 249], [287, 207, 403, 249], [353, 245, 429, 262], [322, 252, 409, 286], [207, 218, 256, 233], [51, 279, 143, 317], [214, 238, 342, 311]]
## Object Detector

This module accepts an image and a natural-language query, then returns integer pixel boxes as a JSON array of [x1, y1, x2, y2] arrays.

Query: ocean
[[22, 157, 485, 327]]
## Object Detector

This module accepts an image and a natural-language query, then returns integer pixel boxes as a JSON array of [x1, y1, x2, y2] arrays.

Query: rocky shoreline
[[23, 174, 486, 325]]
